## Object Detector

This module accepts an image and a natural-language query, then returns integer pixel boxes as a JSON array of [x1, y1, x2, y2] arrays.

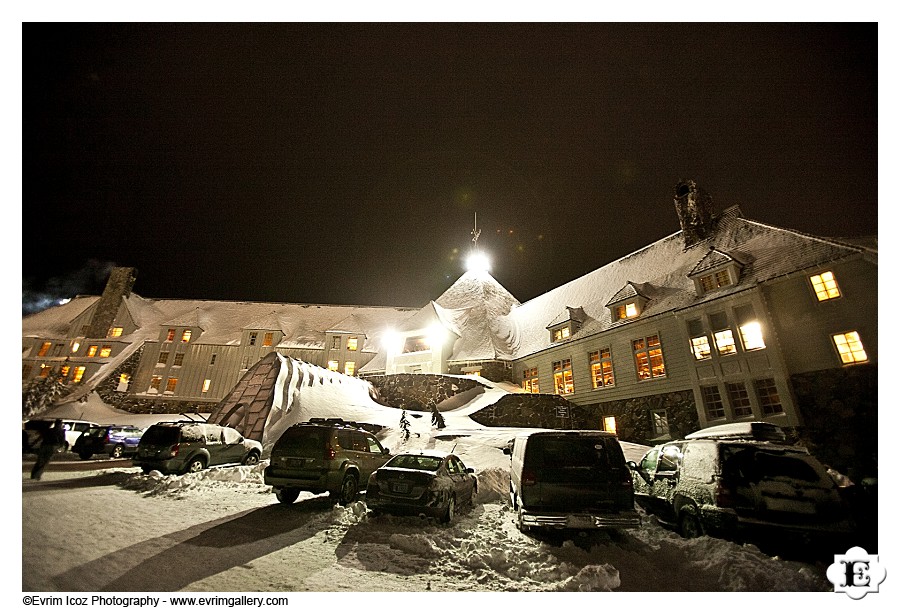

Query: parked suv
[[503, 430, 641, 532], [134, 421, 262, 474], [265, 419, 392, 505], [627, 422, 854, 545], [73, 425, 145, 459]]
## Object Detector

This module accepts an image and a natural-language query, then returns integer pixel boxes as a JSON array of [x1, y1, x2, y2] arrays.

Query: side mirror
[[502, 446, 511, 456], [383, 448, 390, 455], [627, 460, 652, 484], [466, 467, 475, 474]]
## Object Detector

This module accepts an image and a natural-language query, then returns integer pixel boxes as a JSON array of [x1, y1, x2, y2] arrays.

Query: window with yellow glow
[[552, 359, 574, 395], [166, 329, 176, 342], [39, 364, 52, 378], [87, 345, 98, 357], [714, 329, 737, 355], [117, 373, 130, 391], [149, 376, 162, 393], [589, 349, 614, 388], [60, 365, 70, 379], [634, 335, 666, 380], [263, 332, 274, 347], [833, 332, 868, 364], [553, 327, 570, 342], [99, 346, 112, 358], [522, 367, 539, 393], [811, 271, 841, 301], [344, 361, 356, 376], [603, 416, 617, 433], [72, 366, 85, 383], [700, 269, 732, 292], [615, 303, 639, 320], [691, 335, 711, 360], [108, 327, 123, 337], [181, 330, 192, 343], [739, 321, 766, 350], [71, 341, 81, 353], [347, 337, 358, 351], [165, 377, 178, 393], [37, 342, 51, 357], [328, 360, 339, 371], [202, 379, 212, 393]]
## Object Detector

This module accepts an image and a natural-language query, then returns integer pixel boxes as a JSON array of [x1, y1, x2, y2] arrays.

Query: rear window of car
[[386, 455, 443, 471], [279, 427, 328, 456], [722, 445, 827, 484], [140, 426, 180, 446], [527, 435, 622, 470]]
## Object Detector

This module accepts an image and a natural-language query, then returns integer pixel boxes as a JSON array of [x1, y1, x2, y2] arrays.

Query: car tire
[[139, 465, 152, 474], [243, 451, 260, 465], [186, 457, 207, 474], [110, 445, 125, 459], [442, 494, 456, 524], [275, 488, 300, 504], [336, 473, 358, 506], [679, 506, 704, 539]]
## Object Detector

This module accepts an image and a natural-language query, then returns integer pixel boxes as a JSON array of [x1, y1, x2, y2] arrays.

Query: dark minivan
[[504, 430, 640, 532]]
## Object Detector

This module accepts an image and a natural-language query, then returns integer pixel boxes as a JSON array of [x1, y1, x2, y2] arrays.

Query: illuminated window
[[202, 379, 212, 393], [71, 341, 81, 353], [344, 361, 356, 376], [347, 337, 358, 351], [59, 365, 70, 379], [616, 303, 639, 320], [158, 351, 169, 365], [553, 327, 570, 342], [87, 345, 98, 357], [263, 332, 274, 347], [166, 329, 176, 342], [652, 411, 669, 436], [149, 376, 162, 393], [589, 349, 615, 388], [714, 329, 737, 355], [181, 330, 192, 343], [37, 342, 51, 357], [402, 336, 430, 353], [99, 346, 112, 358], [328, 360, 339, 371], [248, 332, 257, 346], [700, 269, 732, 292], [165, 377, 178, 393], [117, 374, 130, 392], [71, 366, 86, 383], [173, 353, 184, 366], [739, 321, 766, 351], [811, 271, 841, 301], [727, 382, 753, 417], [603, 416, 618, 433], [755, 378, 783, 415], [522, 367, 539, 393], [833, 332, 868, 364], [108, 327, 123, 337], [633, 335, 666, 380], [701, 385, 725, 420], [691, 335, 711, 360], [552, 359, 574, 395], [39, 364, 52, 377]]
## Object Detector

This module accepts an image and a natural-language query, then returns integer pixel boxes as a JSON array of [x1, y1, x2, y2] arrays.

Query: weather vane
[[471, 212, 481, 249]]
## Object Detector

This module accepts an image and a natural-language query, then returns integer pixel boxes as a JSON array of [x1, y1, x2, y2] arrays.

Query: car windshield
[[385, 455, 443, 471]]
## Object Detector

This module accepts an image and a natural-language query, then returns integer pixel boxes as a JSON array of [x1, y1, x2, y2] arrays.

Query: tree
[[399, 410, 411, 442], [430, 404, 445, 429], [23, 374, 70, 418]]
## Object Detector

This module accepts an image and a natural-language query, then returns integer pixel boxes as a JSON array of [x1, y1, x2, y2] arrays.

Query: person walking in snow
[[30, 419, 65, 480]]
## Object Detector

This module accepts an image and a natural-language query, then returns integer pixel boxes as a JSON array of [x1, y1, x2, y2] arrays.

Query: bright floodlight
[[466, 251, 490, 273]]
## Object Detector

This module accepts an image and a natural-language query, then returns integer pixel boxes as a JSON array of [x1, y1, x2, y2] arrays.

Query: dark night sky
[[21, 22, 878, 312]]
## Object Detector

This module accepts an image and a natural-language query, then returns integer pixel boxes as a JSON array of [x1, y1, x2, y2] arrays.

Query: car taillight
[[324, 446, 336, 461], [168, 443, 179, 458], [522, 469, 537, 486], [714, 481, 734, 508]]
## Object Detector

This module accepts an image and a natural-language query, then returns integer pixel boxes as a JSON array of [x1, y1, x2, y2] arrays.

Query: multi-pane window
[[248, 332, 257, 346], [833, 332, 868, 364], [108, 327, 123, 337], [688, 318, 711, 360], [39, 364, 52, 378], [810, 271, 841, 301], [344, 361, 356, 376], [726, 382, 753, 417], [149, 375, 162, 393], [755, 378, 783, 415], [347, 337, 358, 351], [522, 368, 539, 393], [633, 335, 666, 380], [714, 329, 737, 355], [173, 353, 184, 366], [181, 330, 192, 343], [332, 336, 341, 350], [739, 321, 766, 351], [72, 366, 85, 383], [327, 360, 339, 371], [60, 365, 70, 379], [166, 329, 176, 342], [37, 342, 51, 357], [701, 385, 725, 420], [589, 349, 615, 388], [263, 332, 274, 347], [403, 336, 430, 353], [652, 410, 670, 436], [553, 359, 574, 395], [99, 346, 112, 358], [158, 351, 170, 365], [87, 345, 98, 357], [616, 303, 638, 320], [553, 327, 570, 342], [700, 269, 732, 292], [210, 354, 217, 365], [165, 377, 178, 393], [54, 343, 65, 356]]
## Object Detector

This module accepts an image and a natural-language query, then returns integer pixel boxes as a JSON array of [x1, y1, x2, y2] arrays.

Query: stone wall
[[363, 373, 481, 411], [577, 390, 701, 444], [469, 393, 586, 429], [447, 360, 513, 384]]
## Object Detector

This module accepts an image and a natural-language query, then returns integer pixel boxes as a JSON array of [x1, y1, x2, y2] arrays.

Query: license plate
[[390, 482, 410, 494], [567, 515, 595, 529], [285, 457, 311, 468]]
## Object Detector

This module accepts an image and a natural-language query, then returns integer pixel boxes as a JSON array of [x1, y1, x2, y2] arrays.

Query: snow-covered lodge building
[[22, 181, 877, 472]]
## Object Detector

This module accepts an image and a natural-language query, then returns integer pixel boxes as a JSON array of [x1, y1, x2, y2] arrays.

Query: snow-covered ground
[[18, 370, 858, 603]]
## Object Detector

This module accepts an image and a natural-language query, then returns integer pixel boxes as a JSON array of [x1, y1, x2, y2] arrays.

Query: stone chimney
[[674, 179, 715, 248], [85, 267, 137, 339]]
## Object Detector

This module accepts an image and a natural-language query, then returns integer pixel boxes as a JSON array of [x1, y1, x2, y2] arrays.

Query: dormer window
[[607, 283, 649, 323], [552, 326, 570, 342], [688, 248, 745, 296], [699, 270, 731, 292], [616, 303, 639, 320], [181, 329, 192, 343]]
